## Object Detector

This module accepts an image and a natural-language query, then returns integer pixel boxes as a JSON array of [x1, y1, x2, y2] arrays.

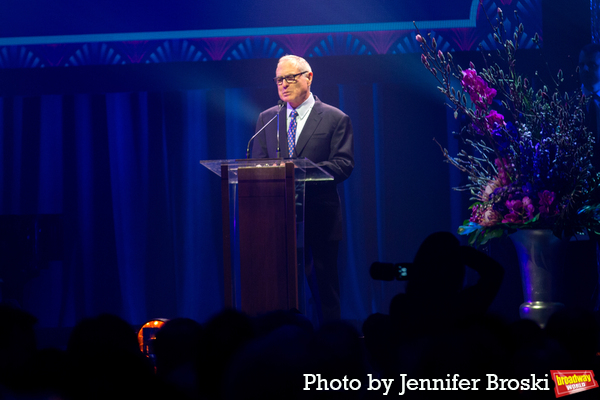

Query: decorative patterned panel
[[0, 0, 542, 69]]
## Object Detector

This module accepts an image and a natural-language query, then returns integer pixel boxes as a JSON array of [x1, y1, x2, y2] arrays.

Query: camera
[[369, 262, 412, 281]]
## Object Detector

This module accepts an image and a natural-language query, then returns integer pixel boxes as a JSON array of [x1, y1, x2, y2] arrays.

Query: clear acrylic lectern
[[200, 158, 333, 317]]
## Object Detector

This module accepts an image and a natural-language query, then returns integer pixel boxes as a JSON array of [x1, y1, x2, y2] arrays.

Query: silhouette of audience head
[[67, 313, 140, 357], [18, 228, 597, 400], [224, 324, 311, 399], [308, 321, 367, 381], [153, 317, 203, 399], [197, 308, 255, 399], [407, 231, 465, 296], [0, 304, 38, 393], [253, 308, 314, 338], [67, 313, 159, 400], [374, 231, 506, 381], [153, 317, 203, 377], [362, 312, 395, 374]]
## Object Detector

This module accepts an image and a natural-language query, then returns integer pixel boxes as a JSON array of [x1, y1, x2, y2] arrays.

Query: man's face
[[276, 59, 313, 108], [579, 50, 600, 93]]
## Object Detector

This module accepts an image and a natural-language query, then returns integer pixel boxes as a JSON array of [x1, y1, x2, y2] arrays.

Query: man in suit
[[251, 55, 354, 323]]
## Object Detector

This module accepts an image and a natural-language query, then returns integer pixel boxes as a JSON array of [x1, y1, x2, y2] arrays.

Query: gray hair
[[278, 55, 312, 73]]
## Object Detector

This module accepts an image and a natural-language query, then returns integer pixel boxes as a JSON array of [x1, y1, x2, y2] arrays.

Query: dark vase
[[509, 229, 566, 328]]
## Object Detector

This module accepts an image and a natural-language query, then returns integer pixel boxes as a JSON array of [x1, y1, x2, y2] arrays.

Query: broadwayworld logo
[[551, 370, 599, 398]]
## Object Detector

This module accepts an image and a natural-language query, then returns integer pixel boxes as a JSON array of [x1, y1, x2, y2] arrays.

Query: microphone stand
[[275, 100, 284, 158], [246, 101, 285, 159]]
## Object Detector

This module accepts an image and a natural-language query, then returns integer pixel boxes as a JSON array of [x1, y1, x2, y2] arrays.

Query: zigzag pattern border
[[0, 0, 541, 69]]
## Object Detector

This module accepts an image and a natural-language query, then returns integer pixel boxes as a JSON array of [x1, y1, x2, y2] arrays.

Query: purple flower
[[469, 204, 480, 223], [538, 190, 558, 216], [461, 69, 497, 110], [502, 212, 522, 224], [505, 199, 524, 216], [502, 196, 535, 223], [523, 197, 536, 220], [485, 110, 506, 130]]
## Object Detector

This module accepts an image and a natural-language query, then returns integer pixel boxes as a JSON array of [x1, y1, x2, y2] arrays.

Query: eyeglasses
[[273, 71, 309, 85]]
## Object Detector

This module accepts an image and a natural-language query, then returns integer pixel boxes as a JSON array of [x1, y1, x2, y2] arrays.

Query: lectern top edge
[[199, 157, 333, 184]]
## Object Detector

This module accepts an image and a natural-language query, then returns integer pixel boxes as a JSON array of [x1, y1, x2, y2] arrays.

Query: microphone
[[369, 262, 412, 281], [246, 100, 285, 159]]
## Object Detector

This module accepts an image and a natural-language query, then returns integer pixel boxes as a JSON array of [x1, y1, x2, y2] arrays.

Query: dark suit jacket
[[252, 96, 354, 243]]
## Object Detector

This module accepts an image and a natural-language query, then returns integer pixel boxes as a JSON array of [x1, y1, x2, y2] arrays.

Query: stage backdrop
[[2, 0, 591, 330], [0, 54, 458, 328]]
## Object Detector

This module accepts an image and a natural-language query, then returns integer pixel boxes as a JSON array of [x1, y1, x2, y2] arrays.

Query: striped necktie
[[288, 109, 298, 158]]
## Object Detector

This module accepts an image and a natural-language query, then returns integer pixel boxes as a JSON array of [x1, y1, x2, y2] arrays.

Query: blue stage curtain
[[0, 79, 454, 329]]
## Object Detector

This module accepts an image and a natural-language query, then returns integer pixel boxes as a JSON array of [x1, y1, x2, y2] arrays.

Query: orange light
[[137, 318, 168, 356]]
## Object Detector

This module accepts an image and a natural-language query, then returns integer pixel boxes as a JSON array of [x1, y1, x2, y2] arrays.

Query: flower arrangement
[[415, 6, 600, 247]]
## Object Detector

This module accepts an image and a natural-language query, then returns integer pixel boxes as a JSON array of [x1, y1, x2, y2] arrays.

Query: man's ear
[[306, 72, 313, 85]]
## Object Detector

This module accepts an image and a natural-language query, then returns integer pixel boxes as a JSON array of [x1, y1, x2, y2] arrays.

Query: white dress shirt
[[286, 93, 315, 145]]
